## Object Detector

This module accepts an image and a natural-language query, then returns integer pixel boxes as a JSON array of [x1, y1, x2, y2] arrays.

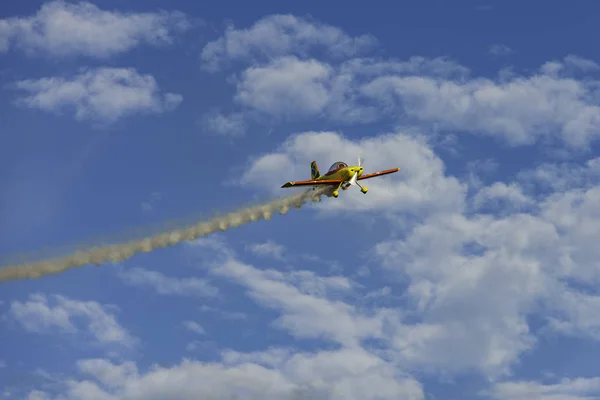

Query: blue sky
[[2, 1, 600, 399]]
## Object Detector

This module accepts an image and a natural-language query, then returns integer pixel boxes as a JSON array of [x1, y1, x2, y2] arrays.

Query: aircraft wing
[[281, 179, 342, 188], [357, 168, 400, 180]]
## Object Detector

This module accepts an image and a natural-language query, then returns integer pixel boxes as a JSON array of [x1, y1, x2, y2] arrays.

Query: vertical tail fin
[[310, 161, 320, 180]]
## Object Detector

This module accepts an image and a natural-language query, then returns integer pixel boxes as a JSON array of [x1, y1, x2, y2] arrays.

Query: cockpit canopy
[[327, 161, 348, 172]]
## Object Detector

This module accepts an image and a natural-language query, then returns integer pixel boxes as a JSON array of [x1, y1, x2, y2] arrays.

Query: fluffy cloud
[[201, 111, 246, 136], [26, 350, 424, 400], [229, 56, 467, 124], [208, 258, 375, 347], [517, 157, 600, 193], [235, 56, 333, 119], [369, 155, 600, 376], [8, 293, 136, 346], [200, 14, 376, 71], [374, 212, 555, 375], [202, 14, 600, 149], [24, 241, 424, 400], [472, 181, 534, 212], [12, 67, 182, 123], [216, 40, 600, 149], [546, 289, 600, 342], [76, 358, 139, 388], [117, 267, 218, 297], [362, 61, 600, 148], [0, 0, 190, 58], [200, 15, 600, 153], [542, 55, 600, 75], [182, 320, 206, 335], [199, 305, 248, 321], [247, 240, 286, 260], [539, 184, 600, 284], [488, 377, 600, 400]]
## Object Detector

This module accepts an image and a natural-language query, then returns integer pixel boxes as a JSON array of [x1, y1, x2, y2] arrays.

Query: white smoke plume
[[0, 187, 330, 283]]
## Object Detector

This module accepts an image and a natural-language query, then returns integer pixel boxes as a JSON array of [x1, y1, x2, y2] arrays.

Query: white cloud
[[25, 391, 48, 400], [374, 212, 557, 376], [210, 257, 381, 347], [201, 111, 246, 136], [26, 351, 424, 400], [362, 62, 600, 148], [284, 270, 353, 297], [0, 0, 190, 58], [240, 130, 466, 216], [76, 358, 139, 388], [117, 267, 218, 297], [248, 241, 286, 260], [489, 377, 600, 400], [541, 55, 600, 77], [182, 320, 206, 335], [200, 14, 376, 71], [230, 56, 468, 124], [221, 347, 293, 367], [539, 184, 600, 284], [198, 15, 600, 152], [464, 158, 500, 190], [9, 293, 135, 346], [517, 157, 600, 193], [563, 55, 600, 72], [546, 289, 600, 341], [367, 156, 600, 376], [199, 305, 248, 321], [339, 56, 470, 78], [13, 67, 182, 123], [21, 243, 424, 399], [235, 56, 333, 119], [223, 50, 600, 149], [472, 181, 533, 211]]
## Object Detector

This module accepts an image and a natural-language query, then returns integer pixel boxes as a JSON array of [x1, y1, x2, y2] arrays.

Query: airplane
[[281, 155, 400, 198]]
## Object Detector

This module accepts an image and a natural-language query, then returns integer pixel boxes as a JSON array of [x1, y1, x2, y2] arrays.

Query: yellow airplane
[[281, 156, 400, 198]]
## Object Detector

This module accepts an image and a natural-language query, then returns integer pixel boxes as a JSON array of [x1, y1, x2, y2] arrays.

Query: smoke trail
[[0, 187, 330, 283]]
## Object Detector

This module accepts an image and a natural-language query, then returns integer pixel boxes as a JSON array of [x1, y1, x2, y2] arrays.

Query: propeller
[[349, 154, 365, 186]]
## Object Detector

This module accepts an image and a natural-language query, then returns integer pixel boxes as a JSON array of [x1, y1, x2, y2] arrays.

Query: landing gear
[[330, 180, 368, 198], [355, 180, 368, 194], [333, 180, 345, 198]]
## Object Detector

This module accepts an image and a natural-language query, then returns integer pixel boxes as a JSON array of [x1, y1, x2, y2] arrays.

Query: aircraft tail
[[310, 161, 320, 180]]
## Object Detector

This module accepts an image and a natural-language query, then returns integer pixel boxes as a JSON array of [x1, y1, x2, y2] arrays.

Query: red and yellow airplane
[[281, 156, 400, 198]]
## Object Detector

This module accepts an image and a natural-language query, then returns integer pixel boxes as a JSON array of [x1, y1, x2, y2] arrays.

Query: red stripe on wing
[[357, 168, 400, 180]]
